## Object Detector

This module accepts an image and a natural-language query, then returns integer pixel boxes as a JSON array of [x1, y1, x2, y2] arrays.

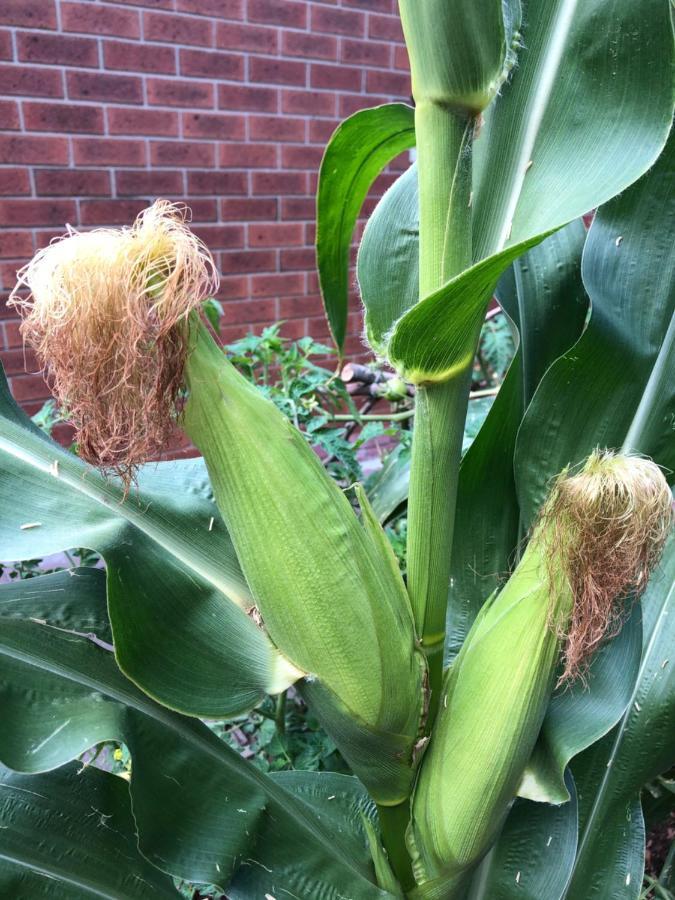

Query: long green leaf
[[0, 763, 178, 898], [316, 103, 415, 351], [0, 580, 390, 898], [0, 376, 299, 717]]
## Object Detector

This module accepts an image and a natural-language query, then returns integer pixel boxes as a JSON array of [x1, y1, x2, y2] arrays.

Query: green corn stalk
[[398, 0, 520, 724], [182, 314, 425, 861]]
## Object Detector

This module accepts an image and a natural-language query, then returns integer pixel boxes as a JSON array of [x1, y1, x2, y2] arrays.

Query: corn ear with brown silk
[[182, 315, 426, 806]]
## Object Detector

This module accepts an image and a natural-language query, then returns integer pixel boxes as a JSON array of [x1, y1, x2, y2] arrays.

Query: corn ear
[[410, 451, 672, 891], [183, 317, 425, 803]]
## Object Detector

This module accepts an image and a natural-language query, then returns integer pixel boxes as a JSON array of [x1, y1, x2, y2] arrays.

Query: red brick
[[249, 115, 305, 143], [188, 171, 247, 194], [0, 0, 56, 29], [180, 48, 244, 80], [342, 38, 391, 67], [211, 275, 248, 300], [0, 134, 68, 165], [340, 92, 387, 118], [108, 107, 178, 137], [35, 169, 111, 197], [9, 374, 52, 403], [73, 138, 146, 166], [183, 112, 245, 140], [144, 11, 211, 46], [252, 171, 306, 195], [116, 169, 185, 196], [150, 141, 215, 167], [191, 224, 244, 248], [114, 0, 173, 8], [220, 249, 275, 274], [248, 222, 303, 247], [281, 144, 323, 170], [3, 321, 23, 347], [366, 69, 410, 96], [312, 6, 365, 37], [247, 0, 307, 28], [281, 197, 314, 220], [183, 198, 218, 220], [282, 89, 335, 117], [282, 31, 337, 61], [0, 64, 63, 97], [369, 13, 404, 42], [0, 199, 76, 227], [175, 0, 243, 17], [0, 169, 30, 196], [221, 197, 277, 220], [23, 101, 103, 134], [220, 298, 276, 324], [1, 347, 38, 376], [279, 294, 321, 317], [147, 78, 214, 108], [80, 199, 148, 225], [0, 30, 12, 60], [309, 117, 340, 143], [0, 231, 33, 259], [219, 83, 277, 113], [311, 63, 361, 92], [220, 142, 276, 168], [17, 32, 98, 67], [394, 44, 409, 71], [344, 0, 395, 11], [68, 71, 143, 104], [0, 101, 22, 131], [250, 56, 306, 87], [250, 271, 303, 297], [104, 40, 176, 75], [62, 2, 140, 37], [280, 248, 315, 271], [216, 21, 277, 54]]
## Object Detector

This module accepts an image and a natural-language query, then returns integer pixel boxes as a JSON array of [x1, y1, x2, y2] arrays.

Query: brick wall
[[0, 0, 411, 417]]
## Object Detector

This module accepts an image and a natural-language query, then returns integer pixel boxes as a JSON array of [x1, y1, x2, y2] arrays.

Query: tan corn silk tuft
[[9, 201, 218, 481], [542, 450, 673, 682]]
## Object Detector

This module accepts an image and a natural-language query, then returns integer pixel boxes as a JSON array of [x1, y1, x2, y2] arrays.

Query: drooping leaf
[[564, 536, 675, 900], [316, 103, 415, 351], [0, 375, 299, 717], [0, 763, 179, 898], [516, 132, 675, 526], [0, 589, 390, 899]]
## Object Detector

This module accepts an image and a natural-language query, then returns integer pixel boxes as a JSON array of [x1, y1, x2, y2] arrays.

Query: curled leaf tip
[[10, 200, 218, 482], [542, 450, 673, 682]]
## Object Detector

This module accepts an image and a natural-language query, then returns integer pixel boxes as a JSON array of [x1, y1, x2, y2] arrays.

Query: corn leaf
[[564, 536, 675, 900], [0, 373, 299, 717], [0, 763, 179, 898], [466, 772, 578, 900], [0, 580, 391, 899], [358, 0, 673, 380], [316, 103, 415, 351]]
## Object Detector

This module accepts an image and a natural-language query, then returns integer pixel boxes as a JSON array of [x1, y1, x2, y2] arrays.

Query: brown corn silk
[[542, 450, 672, 681], [9, 200, 217, 482]]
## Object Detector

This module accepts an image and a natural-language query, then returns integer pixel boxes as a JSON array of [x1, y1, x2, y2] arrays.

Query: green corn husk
[[409, 451, 672, 893], [398, 0, 520, 115], [183, 316, 425, 805]]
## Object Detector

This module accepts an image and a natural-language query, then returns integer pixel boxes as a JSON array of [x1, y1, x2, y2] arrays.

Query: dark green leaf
[[316, 103, 415, 351]]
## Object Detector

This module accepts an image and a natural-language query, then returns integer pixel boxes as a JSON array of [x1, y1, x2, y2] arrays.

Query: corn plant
[[1, 2, 674, 898]]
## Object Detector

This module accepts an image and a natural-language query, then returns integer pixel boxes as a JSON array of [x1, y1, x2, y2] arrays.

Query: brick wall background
[[0, 0, 411, 418]]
